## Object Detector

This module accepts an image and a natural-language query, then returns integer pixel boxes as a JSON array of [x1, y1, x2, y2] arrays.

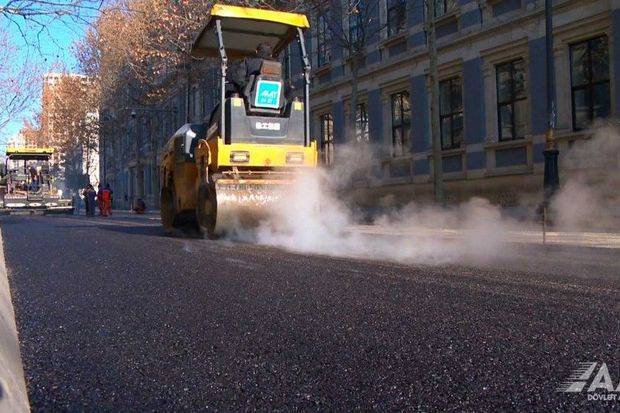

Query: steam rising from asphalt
[[250, 168, 518, 265], [551, 125, 620, 230], [230, 126, 620, 264], [229, 140, 520, 265]]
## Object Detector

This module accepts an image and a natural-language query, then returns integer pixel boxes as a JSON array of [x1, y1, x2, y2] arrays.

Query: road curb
[[0, 228, 30, 412]]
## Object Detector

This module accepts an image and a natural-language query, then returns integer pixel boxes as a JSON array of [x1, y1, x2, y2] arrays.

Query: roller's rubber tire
[[196, 182, 217, 238], [160, 185, 176, 232]]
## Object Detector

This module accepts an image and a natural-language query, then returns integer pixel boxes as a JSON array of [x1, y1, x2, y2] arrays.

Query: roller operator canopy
[[6, 147, 54, 160], [191, 4, 310, 59]]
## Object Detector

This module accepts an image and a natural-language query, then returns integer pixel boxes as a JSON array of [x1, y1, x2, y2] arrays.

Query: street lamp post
[[542, 0, 559, 218]]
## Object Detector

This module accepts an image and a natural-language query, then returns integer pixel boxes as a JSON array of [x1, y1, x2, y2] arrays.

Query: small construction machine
[[159, 4, 317, 236], [0, 147, 73, 215]]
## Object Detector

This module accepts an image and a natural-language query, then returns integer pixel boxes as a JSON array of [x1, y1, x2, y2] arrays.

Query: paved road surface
[[1, 214, 618, 411]]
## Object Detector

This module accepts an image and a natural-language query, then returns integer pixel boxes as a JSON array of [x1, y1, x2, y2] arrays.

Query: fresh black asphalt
[[1, 214, 618, 411]]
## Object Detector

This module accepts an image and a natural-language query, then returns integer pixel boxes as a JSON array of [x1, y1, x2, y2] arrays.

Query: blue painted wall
[[437, 20, 458, 38], [332, 101, 346, 144], [367, 50, 382, 65], [463, 58, 486, 144], [332, 65, 345, 79], [413, 159, 430, 175], [409, 31, 426, 48], [408, 0, 425, 27], [461, 9, 482, 29], [368, 89, 383, 144], [366, 0, 382, 45], [330, 0, 343, 60], [442, 155, 463, 173], [529, 37, 548, 135], [318, 71, 332, 84], [496, 147, 527, 167], [533, 143, 546, 164], [390, 160, 411, 178], [388, 40, 407, 58], [411, 75, 430, 153], [492, 0, 521, 17], [467, 151, 486, 170], [613, 10, 620, 117]]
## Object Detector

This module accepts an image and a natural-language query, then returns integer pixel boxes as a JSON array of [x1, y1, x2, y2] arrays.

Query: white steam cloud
[[551, 125, 620, 231], [251, 168, 518, 265], [229, 126, 620, 264], [229, 139, 520, 265]]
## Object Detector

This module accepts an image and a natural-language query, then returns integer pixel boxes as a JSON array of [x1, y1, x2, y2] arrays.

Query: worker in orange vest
[[100, 184, 112, 216]]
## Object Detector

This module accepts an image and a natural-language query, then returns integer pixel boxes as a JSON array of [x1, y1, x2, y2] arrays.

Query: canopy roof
[[6, 147, 54, 160], [191, 4, 309, 59]]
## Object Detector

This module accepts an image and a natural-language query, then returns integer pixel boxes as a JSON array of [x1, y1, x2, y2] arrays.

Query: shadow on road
[[96, 224, 167, 237], [97, 223, 206, 239]]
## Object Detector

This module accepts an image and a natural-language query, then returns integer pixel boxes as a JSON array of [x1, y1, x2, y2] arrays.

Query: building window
[[348, 1, 364, 50], [355, 103, 369, 142], [439, 77, 463, 150], [570, 36, 610, 131], [391, 91, 411, 157], [320, 113, 334, 165], [434, 0, 458, 18], [317, 12, 332, 67], [496, 59, 527, 141], [387, 0, 407, 37]]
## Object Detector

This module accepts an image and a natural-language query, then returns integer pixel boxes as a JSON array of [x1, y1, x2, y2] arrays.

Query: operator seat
[[208, 60, 286, 130], [243, 60, 286, 116]]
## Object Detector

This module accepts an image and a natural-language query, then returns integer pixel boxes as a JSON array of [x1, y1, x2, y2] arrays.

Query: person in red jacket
[[100, 184, 112, 216], [97, 185, 104, 215]]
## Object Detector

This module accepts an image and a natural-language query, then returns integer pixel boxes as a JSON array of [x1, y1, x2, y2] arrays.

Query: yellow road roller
[[159, 4, 317, 236]]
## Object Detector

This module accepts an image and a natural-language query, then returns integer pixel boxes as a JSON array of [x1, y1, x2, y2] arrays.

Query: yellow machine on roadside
[[159, 4, 317, 236], [0, 147, 73, 215]]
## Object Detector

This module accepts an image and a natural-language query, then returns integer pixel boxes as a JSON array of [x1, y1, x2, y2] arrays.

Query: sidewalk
[[349, 225, 620, 249], [110, 209, 160, 216], [101, 208, 620, 250], [0, 227, 30, 412]]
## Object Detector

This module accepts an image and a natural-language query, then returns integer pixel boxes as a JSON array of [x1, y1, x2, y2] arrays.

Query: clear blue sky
[[1, 4, 98, 148]]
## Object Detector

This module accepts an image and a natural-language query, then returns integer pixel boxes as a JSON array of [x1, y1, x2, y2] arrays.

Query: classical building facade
[[102, 0, 620, 212], [309, 0, 619, 210]]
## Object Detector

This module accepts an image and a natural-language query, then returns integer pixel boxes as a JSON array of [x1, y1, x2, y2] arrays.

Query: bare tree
[[0, 27, 40, 139], [306, 0, 383, 144], [0, 0, 106, 140], [0, 1, 104, 29], [39, 74, 100, 189]]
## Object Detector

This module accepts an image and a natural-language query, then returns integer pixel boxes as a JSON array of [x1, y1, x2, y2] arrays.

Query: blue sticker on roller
[[254, 80, 282, 109]]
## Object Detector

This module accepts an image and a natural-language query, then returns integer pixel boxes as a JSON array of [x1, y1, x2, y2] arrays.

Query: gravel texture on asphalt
[[1, 214, 619, 411]]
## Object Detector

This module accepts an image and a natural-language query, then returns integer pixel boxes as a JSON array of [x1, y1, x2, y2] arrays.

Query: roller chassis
[[0, 191, 74, 215]]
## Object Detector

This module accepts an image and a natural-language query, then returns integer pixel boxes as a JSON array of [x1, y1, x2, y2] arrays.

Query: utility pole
[[542, 0, 559, 223], [427, 0, 444, 204]]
